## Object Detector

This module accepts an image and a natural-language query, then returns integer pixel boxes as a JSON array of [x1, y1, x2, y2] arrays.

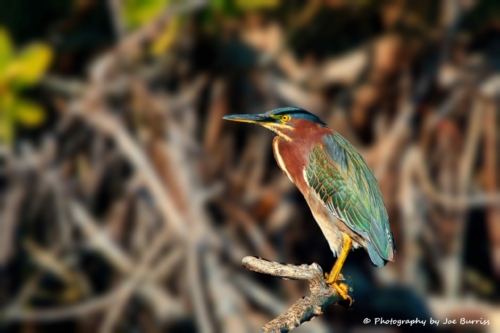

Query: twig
[[107, 0, 125, 40], [2, 291, 119, 322], [0, 184, 24, 265], [187, 244, 215, 333], [242, 256, 350, 333]]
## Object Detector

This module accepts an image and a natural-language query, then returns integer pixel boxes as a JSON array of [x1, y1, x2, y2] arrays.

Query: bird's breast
[[272, 137, 309, 192]]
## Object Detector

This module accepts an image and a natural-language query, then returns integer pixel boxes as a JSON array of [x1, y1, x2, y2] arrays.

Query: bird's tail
[[366, 242, 388, 267]]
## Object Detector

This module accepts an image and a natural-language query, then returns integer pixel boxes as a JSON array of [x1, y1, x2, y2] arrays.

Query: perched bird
[[223, 107, 395, 303]]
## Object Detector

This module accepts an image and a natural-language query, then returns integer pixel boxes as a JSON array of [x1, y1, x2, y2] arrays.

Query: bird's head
[[223, 107, 327, 141]]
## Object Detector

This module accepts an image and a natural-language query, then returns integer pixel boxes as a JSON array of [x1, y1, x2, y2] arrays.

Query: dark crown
[[266, 107, 327, 127]]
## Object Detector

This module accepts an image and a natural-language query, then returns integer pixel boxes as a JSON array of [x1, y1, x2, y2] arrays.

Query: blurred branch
[[23, 240, 89, 298], [82, 112, 188, 236], [3, 290, 120, 322], [107, 0, 125, 39], [408, 149, 500, 209], [69, 201, 183, 319], [0, 184, 24, 265]]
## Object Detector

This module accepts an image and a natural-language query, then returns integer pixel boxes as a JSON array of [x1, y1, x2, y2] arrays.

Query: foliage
[[123, 0, 168, 29], [122, 0, 180, 55], [0, 28, 52, 144], [234, 0, 280, 10]]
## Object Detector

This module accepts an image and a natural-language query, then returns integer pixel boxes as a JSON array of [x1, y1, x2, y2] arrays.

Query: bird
[[223, 107, 395, 304]]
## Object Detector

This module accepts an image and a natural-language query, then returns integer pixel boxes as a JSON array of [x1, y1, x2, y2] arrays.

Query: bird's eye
[[281, 115, 291, 122]]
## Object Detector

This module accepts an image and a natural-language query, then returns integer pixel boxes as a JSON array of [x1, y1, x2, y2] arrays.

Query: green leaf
[[123, 0, 167, 29], [0, 28, 14, 80], [13, 98, 46, 128], [211, 0, 227, 11], [9, 43, 53, 89], [0, 91, 15, 144]]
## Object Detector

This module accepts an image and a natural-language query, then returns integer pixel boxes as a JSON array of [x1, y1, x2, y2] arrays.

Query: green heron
[[223, 107, 395, 303]]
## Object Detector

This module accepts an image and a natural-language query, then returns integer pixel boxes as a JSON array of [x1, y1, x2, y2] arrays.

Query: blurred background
[[1, 0, 500, 332]]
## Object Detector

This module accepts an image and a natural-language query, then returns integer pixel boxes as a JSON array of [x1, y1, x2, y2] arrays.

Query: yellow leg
[[326, 233, 352, 284], [325, 233, 353, 305]]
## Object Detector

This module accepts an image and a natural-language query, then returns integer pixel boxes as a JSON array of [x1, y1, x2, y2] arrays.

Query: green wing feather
[[305, 132, 394, 265]]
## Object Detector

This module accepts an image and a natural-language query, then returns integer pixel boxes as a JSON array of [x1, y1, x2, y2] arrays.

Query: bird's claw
[[332, 282, 353, 306], [324, 274, 353, 306]]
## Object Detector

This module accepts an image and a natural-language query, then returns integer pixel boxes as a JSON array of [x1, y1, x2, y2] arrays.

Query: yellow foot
[[325, 273, 353, 306]]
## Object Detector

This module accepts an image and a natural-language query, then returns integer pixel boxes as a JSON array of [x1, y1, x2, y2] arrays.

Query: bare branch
[[242, 256, 351, 333]]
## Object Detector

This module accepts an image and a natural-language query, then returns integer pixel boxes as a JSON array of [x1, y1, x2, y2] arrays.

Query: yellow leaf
[[0, 91, 15, 144], [150, 16, 180, 55], [0, 28, 13, 75], [13, 98, 46, 127], [9, 43, 53, 89], [0, 116, 14, 144]]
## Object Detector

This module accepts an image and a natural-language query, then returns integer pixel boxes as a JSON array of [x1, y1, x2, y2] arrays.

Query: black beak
[[222, 113, 269, 124]]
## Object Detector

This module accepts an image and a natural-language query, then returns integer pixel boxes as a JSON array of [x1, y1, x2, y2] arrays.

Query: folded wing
[[305, 133, 395, 266]]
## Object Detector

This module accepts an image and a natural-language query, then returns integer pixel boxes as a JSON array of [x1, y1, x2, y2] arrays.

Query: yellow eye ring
[[281, 115, 291, 122]]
